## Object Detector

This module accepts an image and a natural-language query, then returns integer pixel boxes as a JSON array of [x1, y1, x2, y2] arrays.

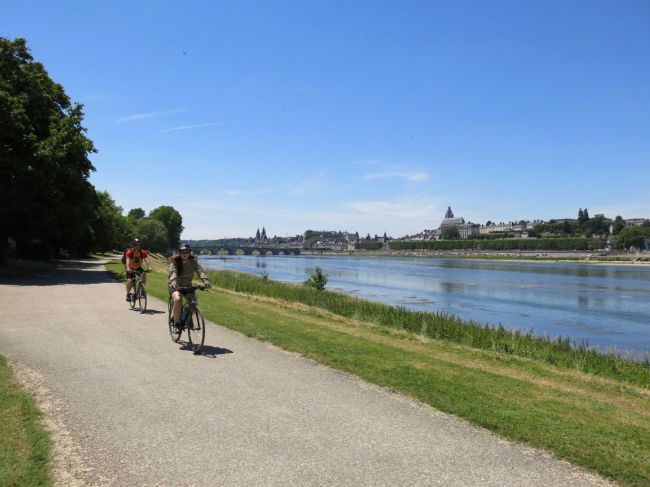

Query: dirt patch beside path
[[10, 360, 111, 487]]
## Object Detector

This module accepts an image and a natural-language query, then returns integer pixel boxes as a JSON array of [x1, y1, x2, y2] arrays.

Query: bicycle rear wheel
[[137, 284, 147, 313], [187, 306, 205, 354], [168, 297, 181, 342]]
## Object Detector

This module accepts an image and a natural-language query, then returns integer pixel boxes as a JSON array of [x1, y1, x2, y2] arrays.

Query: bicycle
[[167, 285, 206, 353], [127, 269, 151, 313]]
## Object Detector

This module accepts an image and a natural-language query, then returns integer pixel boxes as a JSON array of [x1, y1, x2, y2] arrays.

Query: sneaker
[[126, 294, 131, 302], [174, 321, 182, 332]]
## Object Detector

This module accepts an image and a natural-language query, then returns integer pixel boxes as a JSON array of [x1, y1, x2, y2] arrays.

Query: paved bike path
[[0, 260, 611, 486]]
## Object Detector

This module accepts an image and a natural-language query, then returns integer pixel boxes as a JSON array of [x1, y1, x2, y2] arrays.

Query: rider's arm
[[193, 259, 210, 287], [143, 257, 151, 270], [168, 262, 178, 289], [125, 257, 131, 271]]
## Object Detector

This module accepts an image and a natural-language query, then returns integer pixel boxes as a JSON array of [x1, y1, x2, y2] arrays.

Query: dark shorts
[[127, 269, 145, 279], [169, 286, 192, 296]]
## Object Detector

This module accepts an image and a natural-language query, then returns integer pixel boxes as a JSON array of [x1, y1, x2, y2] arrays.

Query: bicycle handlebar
[[175, 285, 207, 292]]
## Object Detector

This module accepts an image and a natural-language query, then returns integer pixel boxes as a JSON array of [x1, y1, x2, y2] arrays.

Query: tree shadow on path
[[0, 259, 116, 287]]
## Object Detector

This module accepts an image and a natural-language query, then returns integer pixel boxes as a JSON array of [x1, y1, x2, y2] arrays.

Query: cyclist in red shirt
[[125, 238, 151, 301]]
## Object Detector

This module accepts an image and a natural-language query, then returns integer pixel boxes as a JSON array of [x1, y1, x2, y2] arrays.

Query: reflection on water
[[199, 255, 650, 356], [441, 282, 465, 293]]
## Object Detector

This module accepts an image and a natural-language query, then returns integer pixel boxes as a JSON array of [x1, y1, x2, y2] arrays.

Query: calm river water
[[198, 255, 650, 357]]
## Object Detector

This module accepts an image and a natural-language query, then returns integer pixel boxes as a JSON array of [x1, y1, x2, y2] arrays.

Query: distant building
[[255, 227, 268, 244], [626, 218, 649, 226], [437, 206, 479, 239], [440, 206, 466, 229], [479, 221, 529, 237]]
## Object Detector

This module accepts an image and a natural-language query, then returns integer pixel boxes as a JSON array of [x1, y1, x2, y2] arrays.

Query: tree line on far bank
[[0, 36, 181, 263], [357, 206, 650, 252]]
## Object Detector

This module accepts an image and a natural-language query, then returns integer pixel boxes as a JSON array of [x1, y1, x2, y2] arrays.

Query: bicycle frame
[[168, 285, 206, 353], [128, 268, 150, 312]]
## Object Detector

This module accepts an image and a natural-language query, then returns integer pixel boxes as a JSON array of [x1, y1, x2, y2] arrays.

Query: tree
[[128, 208, 145, 221], [441, 227, 460, 240], [578, 209, 584, 223], [136, 218, 168, 252], [92, 191, 134, 251], [148, 206, 183, 249], [1, 37, 97, 261], [613, 216, 626, 234], [616, 226, 648, 251], [587, 214, 607, 235], [304, 266, 328, 291]]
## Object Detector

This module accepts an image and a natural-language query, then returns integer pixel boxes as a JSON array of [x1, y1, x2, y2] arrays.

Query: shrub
[[304, 266, 328, 290]]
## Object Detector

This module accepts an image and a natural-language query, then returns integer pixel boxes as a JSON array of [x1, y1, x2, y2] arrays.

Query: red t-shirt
[[126, 249, 148, 270]]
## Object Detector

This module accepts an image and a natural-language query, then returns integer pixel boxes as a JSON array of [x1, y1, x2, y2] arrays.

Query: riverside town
[[188, 206, 650, 257]]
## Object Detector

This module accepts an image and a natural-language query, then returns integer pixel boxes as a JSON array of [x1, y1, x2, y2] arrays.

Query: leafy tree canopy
[[616, 226, 648, 251], [92, 192, 134, 252], [128, 208, 145, 221], [441, 227, 460, 240], [1, 37, 97, 260], [613, 216, 626, 234], [136, 218, 168, 252], [148, 205, 183, 249]]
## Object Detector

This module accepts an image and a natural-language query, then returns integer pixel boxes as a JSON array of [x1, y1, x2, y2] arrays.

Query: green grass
[[107, 261, 650, 486], [206, 269, 649, 388], [0, 355, 52, 487]]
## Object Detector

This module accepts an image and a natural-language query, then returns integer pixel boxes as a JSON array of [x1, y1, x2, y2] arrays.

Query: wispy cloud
[[363, 171, 429, 182], [158, 122, 220, 133], [348, 199, 438, 218], [288, 171, 328, 196], [116, 108, 188, 123], [226, 188, 275, 197], [356, 159, 429, 182]]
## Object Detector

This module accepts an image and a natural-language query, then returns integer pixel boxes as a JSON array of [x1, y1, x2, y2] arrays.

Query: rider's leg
[[126, 276, 133, 298], [171, 291, 182, 322]]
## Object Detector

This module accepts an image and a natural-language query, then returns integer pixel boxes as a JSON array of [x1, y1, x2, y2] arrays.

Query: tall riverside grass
[[207, 269, 650, 388]]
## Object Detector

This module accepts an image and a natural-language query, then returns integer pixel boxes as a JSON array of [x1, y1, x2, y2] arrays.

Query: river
[[198, 254, 650, 358]]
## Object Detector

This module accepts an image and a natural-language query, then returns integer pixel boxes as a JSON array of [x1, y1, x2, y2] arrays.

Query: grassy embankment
[[0, 356, 52, 487], [0, 260, 53, 486], [107, 257, 650, 486]]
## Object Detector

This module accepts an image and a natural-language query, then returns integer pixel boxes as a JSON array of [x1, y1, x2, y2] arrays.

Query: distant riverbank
[[304, 249, 650, 265]]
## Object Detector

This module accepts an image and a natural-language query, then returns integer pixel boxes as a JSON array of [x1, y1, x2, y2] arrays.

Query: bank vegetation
[[108, 260, 650, 486]]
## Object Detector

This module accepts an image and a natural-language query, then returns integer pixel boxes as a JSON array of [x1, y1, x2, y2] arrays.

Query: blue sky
[[4, 1, 650, 239]]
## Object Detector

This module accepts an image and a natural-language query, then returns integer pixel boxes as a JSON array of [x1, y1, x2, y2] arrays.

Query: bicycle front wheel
[[168, 298, 181, 342], [138, 285, 147, 313], [128, 286, 136, 309], [187, 306, 205, 354]]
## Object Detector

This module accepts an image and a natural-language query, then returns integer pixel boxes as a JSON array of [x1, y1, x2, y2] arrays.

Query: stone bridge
[[193, 245, 302, 256]]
